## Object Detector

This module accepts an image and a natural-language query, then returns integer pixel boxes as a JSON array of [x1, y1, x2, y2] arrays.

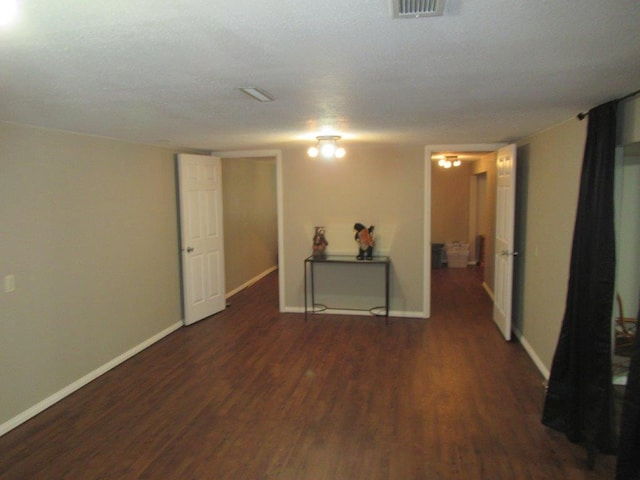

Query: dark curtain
[[616, 301, 640, 480], [542, 101, 618, 468]]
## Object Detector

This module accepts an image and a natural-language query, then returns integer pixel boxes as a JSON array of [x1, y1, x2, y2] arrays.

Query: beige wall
[[431, 162, 472, 245], [222, 157, 278, 293], [0, 122, 182, 430], [281, 144, 426, 316], [620, 95, 640, 145], [515, 119, 587, 374]]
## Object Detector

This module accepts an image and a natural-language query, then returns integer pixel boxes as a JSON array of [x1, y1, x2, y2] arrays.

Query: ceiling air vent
[[392, 0, 446, 18]]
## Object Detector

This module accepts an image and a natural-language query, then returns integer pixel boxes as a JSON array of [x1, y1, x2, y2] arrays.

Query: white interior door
[[493, 144, 517, 340], [178, 153, 226, 325]]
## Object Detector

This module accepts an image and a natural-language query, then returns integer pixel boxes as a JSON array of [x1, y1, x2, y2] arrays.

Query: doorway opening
[[216, 149, 284, 311], [424, 143, 504, 318]]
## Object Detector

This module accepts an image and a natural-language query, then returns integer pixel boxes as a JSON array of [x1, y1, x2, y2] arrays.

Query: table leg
[[310, 262, 315, 318], [304, 260, 308, 320], [385, 261, 390, 326]]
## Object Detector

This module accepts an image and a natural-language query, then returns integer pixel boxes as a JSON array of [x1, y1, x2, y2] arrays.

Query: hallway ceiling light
[[307, 135, 346, 160], [438, 155, 461, 168]]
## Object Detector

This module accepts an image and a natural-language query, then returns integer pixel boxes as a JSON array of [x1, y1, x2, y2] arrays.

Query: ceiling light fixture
[[437, 155, 461, 169], [239, 87, 275, 103], [307, 135, 346, 160]]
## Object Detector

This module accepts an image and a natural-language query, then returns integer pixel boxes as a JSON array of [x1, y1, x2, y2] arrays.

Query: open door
[[177, 153, 226, 325], [493, 144, 517, 340]]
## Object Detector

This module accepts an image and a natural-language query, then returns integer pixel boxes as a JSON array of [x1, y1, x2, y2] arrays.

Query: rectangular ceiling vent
[[392, 0, 446, 19]]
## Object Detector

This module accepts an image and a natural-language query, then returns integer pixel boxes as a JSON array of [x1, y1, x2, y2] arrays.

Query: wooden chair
[[615, 293, 637, 358]]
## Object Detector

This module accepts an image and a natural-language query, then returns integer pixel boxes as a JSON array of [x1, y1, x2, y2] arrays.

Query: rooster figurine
[[354, 223, 375, 260]]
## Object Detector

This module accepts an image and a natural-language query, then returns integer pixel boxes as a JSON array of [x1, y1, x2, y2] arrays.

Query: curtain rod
[[576, 88, 640, 120]]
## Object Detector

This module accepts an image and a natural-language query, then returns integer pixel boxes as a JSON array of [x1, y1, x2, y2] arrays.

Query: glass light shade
[[335, 147, 346, 158], [320, 142, 336, 159], [453, 159, 461, 167], [307, 146, 319, 158]]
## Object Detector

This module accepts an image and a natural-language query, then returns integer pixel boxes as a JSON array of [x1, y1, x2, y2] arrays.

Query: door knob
[[186, 246, 194, 253]]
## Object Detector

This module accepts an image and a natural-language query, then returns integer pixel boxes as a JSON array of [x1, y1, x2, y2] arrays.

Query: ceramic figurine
[[312, 226, 328, 258], [354, 223, 375, 260]]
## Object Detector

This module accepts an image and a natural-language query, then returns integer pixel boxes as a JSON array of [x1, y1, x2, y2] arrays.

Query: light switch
[[4, 274, 15, 293]]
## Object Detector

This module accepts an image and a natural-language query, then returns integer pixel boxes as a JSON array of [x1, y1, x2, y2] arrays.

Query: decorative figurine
[[312, 226, 329, 258], [354, 223, 375, 260]]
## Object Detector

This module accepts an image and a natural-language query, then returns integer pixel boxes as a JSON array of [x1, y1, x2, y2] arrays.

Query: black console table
[[304, 255, 390, 324]]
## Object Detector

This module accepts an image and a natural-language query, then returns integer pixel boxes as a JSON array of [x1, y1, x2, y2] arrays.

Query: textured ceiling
[[1, 0, 639, 152]]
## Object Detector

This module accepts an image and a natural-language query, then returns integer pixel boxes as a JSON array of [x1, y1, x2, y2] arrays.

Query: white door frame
[[423, 143, 505, 318], [213, 149, 284, 312]]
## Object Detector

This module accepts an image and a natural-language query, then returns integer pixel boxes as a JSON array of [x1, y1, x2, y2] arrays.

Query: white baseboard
[[480, 286, 548, 381], [482, 282, 494, 301], [513, 327, 550, 380], [226, 266, 278, 299], [389, 310, 427, 319], [0, 321, 183, 437]]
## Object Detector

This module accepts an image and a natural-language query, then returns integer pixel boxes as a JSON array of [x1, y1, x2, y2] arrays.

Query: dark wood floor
[[0, 267, 617, 479]]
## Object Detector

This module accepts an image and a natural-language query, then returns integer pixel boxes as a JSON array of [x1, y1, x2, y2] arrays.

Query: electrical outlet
[[4, 274, 15, 293]]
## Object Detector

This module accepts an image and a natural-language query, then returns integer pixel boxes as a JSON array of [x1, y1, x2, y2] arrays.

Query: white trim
[[0, 321, 183, 437], [226, 265, 278, 299], [423, 147, 432, 318], [482, 282, 494, 301], [386, 310, 426, 319], [283, 306, 304, 314], [513, 327, 550, 380], [487, 285, 550, 381], [213, 149, 285, 313]]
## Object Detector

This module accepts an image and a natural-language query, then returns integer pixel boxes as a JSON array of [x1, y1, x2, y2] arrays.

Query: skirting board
[[513, 326, 550, 380], [0, 321, 183, 437], [482, 282, 494, 301], [479, 283, 550, 381], [226, 266, 278, 299]]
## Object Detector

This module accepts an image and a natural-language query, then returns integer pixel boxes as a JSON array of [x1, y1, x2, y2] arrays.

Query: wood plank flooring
[[0, 267, 617, 479]]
